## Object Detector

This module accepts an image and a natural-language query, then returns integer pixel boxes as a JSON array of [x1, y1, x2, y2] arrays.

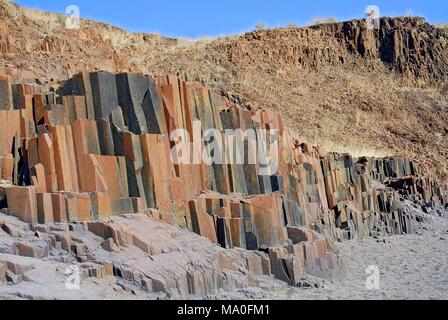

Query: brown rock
[[101, 238, 120, 252], [0, 75, 13, 110], [54, 232, 71, 252], [287, 227, 318, 244], [36, 193, 54, 224], [6, 186, 38, 224], [51, 193, 67, 223]]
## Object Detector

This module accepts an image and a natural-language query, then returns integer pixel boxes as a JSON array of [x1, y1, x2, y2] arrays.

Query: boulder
[[6, 186, 38, 224]]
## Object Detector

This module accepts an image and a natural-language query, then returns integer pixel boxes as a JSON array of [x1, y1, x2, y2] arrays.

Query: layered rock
[[309, 17, 448, 82], [0, 69, 446, 286], [215, 17, 447, 83], [0, 212, 286, 299], [1, 1, 446, 186], [0, 21, 12, 54]]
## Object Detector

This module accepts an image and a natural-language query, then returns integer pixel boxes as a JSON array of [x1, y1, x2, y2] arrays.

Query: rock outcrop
[[0, 1, 447, 300], [176, 17, 448, 84], [1, 0, 447, 184], [312, 17, 448, 82], [0, 212, 289, 299], [0, 68, 446, 290]]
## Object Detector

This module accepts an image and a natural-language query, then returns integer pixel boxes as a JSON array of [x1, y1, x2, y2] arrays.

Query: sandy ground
[[276, 212, 448, 300]]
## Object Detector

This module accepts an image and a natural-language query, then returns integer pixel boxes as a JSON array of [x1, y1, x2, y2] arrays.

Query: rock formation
[[0, 67, 446, 294], [0, 212, 289, 299], [1, 0, 447, 184]]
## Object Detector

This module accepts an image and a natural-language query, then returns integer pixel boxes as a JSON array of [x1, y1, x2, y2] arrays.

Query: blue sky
[[14, 0, 448, 38]]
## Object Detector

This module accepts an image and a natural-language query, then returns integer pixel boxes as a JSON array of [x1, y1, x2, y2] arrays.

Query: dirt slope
[[1, 0, 447, 181]]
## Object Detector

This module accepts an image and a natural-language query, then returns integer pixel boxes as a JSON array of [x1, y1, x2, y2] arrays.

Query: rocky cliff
[[1, 0, 446, 184], [0, 69, 446, 295], [312, 17, 447, 81], [0, 1, 447, 299], [184, 17, 447, 83]]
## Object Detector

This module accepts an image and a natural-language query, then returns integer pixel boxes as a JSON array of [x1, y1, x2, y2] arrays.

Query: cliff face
[[1, 1, 447, 82], [0, 69, 446, 289], [310, 17, 448, 82], [0, 2, 447, 296], [199, 17, 447, 83], [0, 1, 447, 183], [159, 19, 448, 181]]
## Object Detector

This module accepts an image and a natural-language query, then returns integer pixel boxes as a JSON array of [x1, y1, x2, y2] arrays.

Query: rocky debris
[[0, 211, 294, 299], [268, 230, 343, 286], [168, 16, 447, 86], [0, 20, 12, 55], [422, 204, 448, 218], [3, 0, 446, 83], [0, 2, 446, 299], [0, 1, 445, 300]]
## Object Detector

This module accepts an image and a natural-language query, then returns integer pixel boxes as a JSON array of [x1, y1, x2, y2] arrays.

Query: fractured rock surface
[[1, 0, 447, 183], [0, 211, 290, 299], [0, 68, 446, 292]]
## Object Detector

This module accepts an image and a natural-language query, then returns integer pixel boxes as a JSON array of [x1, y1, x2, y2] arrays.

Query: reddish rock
[[6, 186, 38, 224], [51, 193, 66, 223], [36, 193, 54, 224]]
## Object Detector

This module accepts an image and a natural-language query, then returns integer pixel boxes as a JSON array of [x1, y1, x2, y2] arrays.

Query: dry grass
[[175, 36, 218, 48], [307, 17, 337, 26], [10, 3, 67, 35]]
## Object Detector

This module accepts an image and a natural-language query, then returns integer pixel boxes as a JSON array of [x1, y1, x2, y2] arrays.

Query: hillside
[[0, 0, 448, 301], [0, 0, 447, 184]]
